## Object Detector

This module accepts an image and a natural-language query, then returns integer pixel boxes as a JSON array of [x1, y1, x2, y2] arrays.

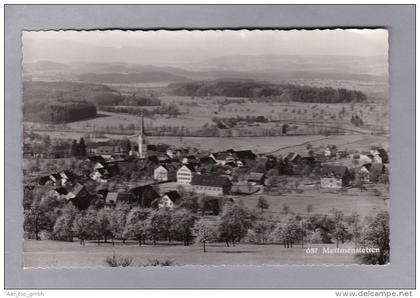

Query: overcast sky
[[22, 29, 388, 66]]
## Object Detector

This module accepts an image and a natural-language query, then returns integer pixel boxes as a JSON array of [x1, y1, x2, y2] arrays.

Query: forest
[[22, 81, 161, 123], [168, 80, 367, 103]]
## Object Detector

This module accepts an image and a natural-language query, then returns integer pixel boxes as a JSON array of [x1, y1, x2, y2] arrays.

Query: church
[[129, 112, 148, 159]]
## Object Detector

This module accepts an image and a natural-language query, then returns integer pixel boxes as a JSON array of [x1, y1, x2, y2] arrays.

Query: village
[[24, 112, 389, 213]]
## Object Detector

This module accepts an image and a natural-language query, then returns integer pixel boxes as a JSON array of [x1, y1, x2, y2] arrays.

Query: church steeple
[[138, 111, 147, 158]]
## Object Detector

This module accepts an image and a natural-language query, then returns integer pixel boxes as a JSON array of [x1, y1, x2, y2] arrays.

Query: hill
[[78, 71, 191, 84]]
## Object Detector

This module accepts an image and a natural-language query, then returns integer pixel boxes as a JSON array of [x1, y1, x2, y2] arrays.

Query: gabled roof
[[60, 171, 76, 179], [234, 150, 257, 160], [39, 176, 52, 185], [321, 165, 349, 178], [130, 184, 157, 196], [163, 191, 182, 203], [155, 164, 177, 172], [50, 173, 62, 181], [191, 174, 232, 187], [88, 156, 107, 164], [199, 156, 217, 165], [69, 183, 86, 197], [284, 152, 301, 162], [106, 192, 133, 204], [54, 187, 69, 195], [212, 152, 233, 160], [179, 164, 196, 172], [147, 144, 157, 151]]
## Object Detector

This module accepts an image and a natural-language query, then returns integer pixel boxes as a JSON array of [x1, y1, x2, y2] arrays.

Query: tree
[[271, 217, 304, 248], [78, 137, 87, 156], [110, 202, 131, 244], [282, 203, 291, 216], [96, 209, 112, 243], [125, 207, 149, 246], [346, 212, 362, 247], [194, 220, 217, 252], [256, 196, 269, 213], [218, 204, 252, 247], [52, 204, 78, 241], [265, 175, 280, 190], [24, 206, 52, 240], [70, 140, 79, 157], [144, 209, 172, 245], [356, 211, 389, 265], [329, 208, 351, 248], [253, 220, 273, 244], [171, 209, 195, 246], [72, 211, 93, 245]]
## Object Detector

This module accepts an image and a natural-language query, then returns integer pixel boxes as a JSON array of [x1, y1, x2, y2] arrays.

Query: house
[[48, 173, 64, 186], [155, 191, 182, 210], [357, 164, 371, 183], [210, 151, 235, 166], [154, 165, 177, 182], [369, 163, 386, 183], [182, 155, 197, 165], [90, 164, 119, 183], [88, 155, 107, 165], [283, 152, 302, 164], [58, 183, 94, 210], [234, 150, 257, 161], [177, 164, 196, 185], [105, 191, 134, 208], [23, 144, 34, 158], [370, 148, 389, 163], [320, 165, 351, 189], [95, 145, 126, 158], [199, 156, 217, 166], [95, 184, 109, 199], [130, 185, 160, 208], [192, 174, 232, 196], [38, 175, 54, 186], [377, 148, 389, 163], [59, 171, 77, 184], [247, 172, 265, 185]]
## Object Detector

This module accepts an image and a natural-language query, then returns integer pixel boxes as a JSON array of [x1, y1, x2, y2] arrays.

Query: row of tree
[[168, 81, 368, 103], [23, 186, 389, 265]]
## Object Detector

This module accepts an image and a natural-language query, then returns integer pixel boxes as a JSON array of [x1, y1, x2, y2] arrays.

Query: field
[[24, 240, 357, 267], [25, 94, 389, 135], [235, 189, 388, 220]]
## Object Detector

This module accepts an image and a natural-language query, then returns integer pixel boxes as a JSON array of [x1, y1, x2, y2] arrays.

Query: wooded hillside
[[168, 81, 367, 103]]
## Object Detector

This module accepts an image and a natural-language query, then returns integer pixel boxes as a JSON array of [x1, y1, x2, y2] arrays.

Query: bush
[[144, 258, 174, 267], [105, 252, 134, 267]]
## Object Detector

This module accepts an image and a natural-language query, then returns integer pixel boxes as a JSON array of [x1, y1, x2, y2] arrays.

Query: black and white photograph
[[21, 29, 390, 268]]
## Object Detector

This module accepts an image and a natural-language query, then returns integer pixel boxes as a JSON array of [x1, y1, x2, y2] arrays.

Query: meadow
[[24, 239, 357, 267]]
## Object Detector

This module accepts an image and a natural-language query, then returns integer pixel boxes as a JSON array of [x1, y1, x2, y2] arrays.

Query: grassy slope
[[24, 240, 356, 267]]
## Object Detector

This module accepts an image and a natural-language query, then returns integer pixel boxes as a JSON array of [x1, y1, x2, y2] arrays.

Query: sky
[[22, 29, 388, 66]]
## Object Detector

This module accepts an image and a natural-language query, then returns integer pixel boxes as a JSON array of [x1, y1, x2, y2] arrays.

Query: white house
[[154, 165, 177, 182], [157, 191, 182, 210], [177, 164, 196, 185]]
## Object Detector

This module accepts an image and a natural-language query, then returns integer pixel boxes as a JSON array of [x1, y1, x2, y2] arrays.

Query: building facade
[[191, 174, 232, 196], [154, 165, 177, 182], [177, 165, 195, 185]]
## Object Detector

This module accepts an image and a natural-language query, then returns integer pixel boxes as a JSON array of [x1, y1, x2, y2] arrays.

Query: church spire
[[139, 110, 145, 136], [138, 111, 147, 158]]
